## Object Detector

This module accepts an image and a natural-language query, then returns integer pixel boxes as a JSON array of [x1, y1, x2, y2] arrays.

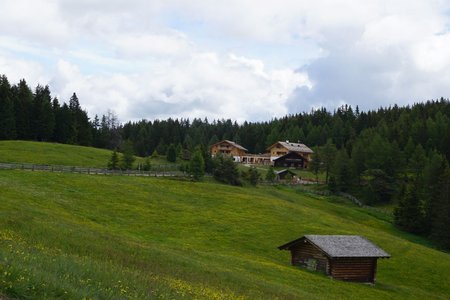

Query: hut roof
[[274, 169, 296, 176], [278, 235, 390, 258], [268, 141, 313, 153]]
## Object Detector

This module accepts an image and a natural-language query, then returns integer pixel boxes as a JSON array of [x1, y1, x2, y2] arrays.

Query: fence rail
[[0, 162, 187, 177]]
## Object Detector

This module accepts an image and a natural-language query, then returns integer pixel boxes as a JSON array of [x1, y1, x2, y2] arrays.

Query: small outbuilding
[[278, 235, 390, 283], [275, 169, 297, 181]]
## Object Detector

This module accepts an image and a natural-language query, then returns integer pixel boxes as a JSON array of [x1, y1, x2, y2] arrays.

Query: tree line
[[0, 74, 449, 250]]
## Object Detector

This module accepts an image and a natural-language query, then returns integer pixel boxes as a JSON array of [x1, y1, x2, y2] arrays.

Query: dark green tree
[[351, 142, 366, 184], [308, 147, 321, 182], [0, 75, 16, 139], [321, 139, 337, 183], [166, 144, 177, 162], [430, 169, 450, 249], [213, 155, 241, 186], [32, 85, 54, 141], [330, 149, 354, 192], [265, 166, 276, 182], [108, 150, 120, 170], [245, 166, 260, 186], [189, 147, 205, 181], [394, 180, 426, 234], [12, 79, 33, 139], [120, 141, 135, 170]]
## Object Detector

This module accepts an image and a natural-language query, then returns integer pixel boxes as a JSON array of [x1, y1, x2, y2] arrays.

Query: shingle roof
[[275, 169, 296, 175], [269, 141, 313, 154], [212, 140, 248, 151], [279, 235, 390, 258]]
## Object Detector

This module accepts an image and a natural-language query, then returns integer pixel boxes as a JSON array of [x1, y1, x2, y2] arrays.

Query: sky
[[1, 0, 450, 123]]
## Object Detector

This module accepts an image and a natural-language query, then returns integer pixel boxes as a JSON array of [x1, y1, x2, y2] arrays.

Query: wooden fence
[[0, 162, 187, 177]]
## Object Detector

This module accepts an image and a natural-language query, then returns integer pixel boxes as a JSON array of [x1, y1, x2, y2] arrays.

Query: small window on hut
[[305, 258, 317, 271]]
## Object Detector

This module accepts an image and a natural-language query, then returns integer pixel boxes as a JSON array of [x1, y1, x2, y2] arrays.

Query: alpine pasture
[[0, 142, 449, 299]]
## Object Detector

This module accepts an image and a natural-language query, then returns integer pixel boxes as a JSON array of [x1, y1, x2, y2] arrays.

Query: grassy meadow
[[0, 141, 449, 299], [0, 140, 179, 169]]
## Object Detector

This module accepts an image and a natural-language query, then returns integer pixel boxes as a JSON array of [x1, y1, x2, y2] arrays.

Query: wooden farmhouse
[[273, 152, 308, 169], [210, 140, 248, 162], [278, 235, 390, 283], [267, 141, 313, 168]]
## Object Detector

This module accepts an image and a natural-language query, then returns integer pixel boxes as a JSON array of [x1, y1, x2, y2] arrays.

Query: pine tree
[[321, 139, 337, 183], [430, 169, 450, 249], [213, 155, 241, 186], [0, 75, 16, 139], [246, 166, 260, 186], [394, 180, 425, 234], [265, 166, 276, 182], [308, 147, 321, 182], [32, 85, 54, 141], [13, 79, 33, 140], [108, 150, 120, 170], [166, 144, 177, 162], [330, 149, 354, 192], [120, 141, 135, 170], [189, 147, 205, 181], [351, 142, 366, 184]]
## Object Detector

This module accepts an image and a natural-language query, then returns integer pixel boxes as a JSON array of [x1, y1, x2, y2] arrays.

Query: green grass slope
[[0, 140, 157, 168], [0, 140, 118, 168], [1, 170, 449, 299]]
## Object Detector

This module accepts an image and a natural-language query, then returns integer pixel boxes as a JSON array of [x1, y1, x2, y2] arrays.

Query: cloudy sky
[[1, 0, 450, 122]]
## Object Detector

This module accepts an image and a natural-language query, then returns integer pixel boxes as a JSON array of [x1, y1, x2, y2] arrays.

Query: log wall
[[330, 258, 377, 283], [291, 240, 329, 274]]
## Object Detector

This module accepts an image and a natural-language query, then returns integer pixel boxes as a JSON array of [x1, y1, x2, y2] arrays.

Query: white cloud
[[112, 32, 192, 58], [0, 0, 450, 121]]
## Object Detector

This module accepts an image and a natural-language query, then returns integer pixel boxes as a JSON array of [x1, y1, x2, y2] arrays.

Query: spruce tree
[[0, 75, 16, 139], [166, 144, 177, 162], [189, 147, 205, 181], [13, 79, 33, 140], [265, 166, 276, 182], [108, 150, 120, 170], [120, 141, 135, 170], [212, 155, 241, 186], [430, 169, 450, 249], [246, 166, 260, 186], [321, 139, 337, 183], [394, 181, 425, 234], [308, 147, 321, 182]]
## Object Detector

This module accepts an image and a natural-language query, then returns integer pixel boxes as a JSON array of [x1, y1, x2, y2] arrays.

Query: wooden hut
[[275, 169, 297, 181], [278, 235, 390, 283]]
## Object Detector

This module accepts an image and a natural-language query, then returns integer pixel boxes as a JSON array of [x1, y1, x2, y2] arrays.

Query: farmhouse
[[209, 139, 314, 167], [210, 140, 248, 162], [273, 151, 309, 169], [278, 235, 390, 283], [267, 141, 313, 164]]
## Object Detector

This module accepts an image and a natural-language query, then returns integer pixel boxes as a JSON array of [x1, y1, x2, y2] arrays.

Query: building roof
[[211, 140, 248, 151], [268, 141, 313, 154], [275, 169, 296, 176], [273, 151, 306, 161], [278, 235, 390, 258]]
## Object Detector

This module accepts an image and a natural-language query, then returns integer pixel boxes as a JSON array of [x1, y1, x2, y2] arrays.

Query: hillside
[[0, 140, 164, 168], [0, 140, 119, 168], [1, 159, 449, 298]]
